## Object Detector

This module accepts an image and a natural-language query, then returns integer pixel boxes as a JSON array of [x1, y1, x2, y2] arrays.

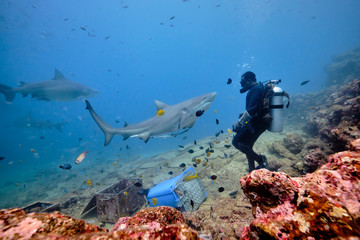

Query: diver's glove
[[233, 111, 252, 132]]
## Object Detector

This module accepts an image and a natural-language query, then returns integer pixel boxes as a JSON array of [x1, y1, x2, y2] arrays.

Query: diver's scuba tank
[[265, 79, 290, 132]]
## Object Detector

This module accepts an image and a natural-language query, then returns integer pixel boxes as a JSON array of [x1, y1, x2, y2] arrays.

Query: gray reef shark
[[85, 92, 217, 145], [12, 116, 70, 132], [0, 69, 98, 103]]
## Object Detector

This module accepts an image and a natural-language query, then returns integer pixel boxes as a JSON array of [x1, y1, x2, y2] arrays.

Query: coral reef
[[0, 208, 106, 239], [111, 206, 185, 230], [287, 78, 360, 173], [0, 206, 199, 240], [325, 47, 360, 86], [283, 133, 304, 154], [240, 139, 360, 239], [303, 147, 326, 173], [183, 192, 254, 240]]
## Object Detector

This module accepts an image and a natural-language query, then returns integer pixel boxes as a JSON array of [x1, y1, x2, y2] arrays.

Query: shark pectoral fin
[[184, 120, 196, 128], [53, 69, 67, 80], [154, 100, 169, 110], [104, 132, 115, 146], [139, 133, 151, 143]]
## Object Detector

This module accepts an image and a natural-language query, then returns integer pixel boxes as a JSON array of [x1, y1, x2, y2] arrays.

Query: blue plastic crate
[[146, 167, 207, 211]]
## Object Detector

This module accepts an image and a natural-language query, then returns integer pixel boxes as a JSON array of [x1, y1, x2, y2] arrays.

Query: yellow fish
[[207, 152, 211, 157], [225, 140, 228, 143], [152, 198, 157, 205], [113, 162, 117, 166], [184, 173, 199, 182], [156, 109, 165, 116], [124, 191, 128, 196], [76, 151, 88, 164], [227, 129, 232, 134], [214, 109, 217, 114], [86, 179, 92, 186]]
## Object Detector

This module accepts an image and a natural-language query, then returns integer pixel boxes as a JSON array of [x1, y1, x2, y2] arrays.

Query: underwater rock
[[183, 195, 254, 240], [303, 147, 326, 173], [283, 133, 304, 154], [0, 206, 199, 239], [0, 208, 106, 239], [267, 141, 298, 161], [240, 138, 360, 239], [325, 47, 360, 86], [111, 206, 185, 230]]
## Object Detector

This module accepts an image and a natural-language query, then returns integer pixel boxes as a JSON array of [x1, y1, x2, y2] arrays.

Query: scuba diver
[[232, 71, 289, 172]]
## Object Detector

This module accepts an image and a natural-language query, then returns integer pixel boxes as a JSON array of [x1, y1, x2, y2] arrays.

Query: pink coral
[[240, 139, 360, 239], [0, 207, 199, 240]]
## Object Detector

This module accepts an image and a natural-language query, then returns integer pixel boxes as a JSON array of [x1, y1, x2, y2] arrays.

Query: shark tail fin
[[85, 100, 116, 146], [0, 83, 16, 103]]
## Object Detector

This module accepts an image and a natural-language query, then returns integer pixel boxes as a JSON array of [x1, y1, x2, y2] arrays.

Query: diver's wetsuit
[[232, 82, 269, 172]]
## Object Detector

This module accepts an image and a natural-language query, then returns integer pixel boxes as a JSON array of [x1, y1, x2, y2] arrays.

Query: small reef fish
[[193, 164, 197, 167], [169, 16, 175, 20], [184, 173, 199, 182], [178, 145, 184, 148], [216, 119, 219, 125], [86, 179, 92, 186], [300, 80, 310, 86], [195, 110, 204, 117], [190, 199, 194, 209], [76, 151, 88, 164], [188, 149, 194, 154], [194, 140, 197, 145], [229, 190, 238, 198], [138, 189, 150, 195], [227, 78, 232, 85], [59, 164, 72, 170], [210, 175, 217, 180], [227, 129, 232, 134], [179, 163, 186, 168], [157, 109, 165, 116], [218, 187, 225, 192], [124, 191, 128, 196], [134, 182, 142, 187], [0, 156, 4, 161], [174, 189, 184, 197], [152, 198, 157, 205], [214, 109, 217, 114], [224, 144, 231, 148], [199, 146, 204, 150], [168, 171, 173, 175]]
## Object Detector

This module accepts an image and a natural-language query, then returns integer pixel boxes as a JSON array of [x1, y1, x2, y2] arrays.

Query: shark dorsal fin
[[53, 69, 67, 80], [154, 100, 169, 110]]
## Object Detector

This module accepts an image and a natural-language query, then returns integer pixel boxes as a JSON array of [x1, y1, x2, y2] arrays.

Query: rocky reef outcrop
[[285, 78, 360, 174], [240, 139, 360, 239], [0, 206, 199, 239], [325, 47, 360, 86]]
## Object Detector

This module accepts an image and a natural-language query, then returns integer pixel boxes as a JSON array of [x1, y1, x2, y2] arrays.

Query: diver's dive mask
[[240, 77, 257, 94]]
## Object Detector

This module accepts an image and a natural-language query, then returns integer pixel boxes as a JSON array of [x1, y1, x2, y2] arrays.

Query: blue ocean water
[[0, 0, 359, 209]]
